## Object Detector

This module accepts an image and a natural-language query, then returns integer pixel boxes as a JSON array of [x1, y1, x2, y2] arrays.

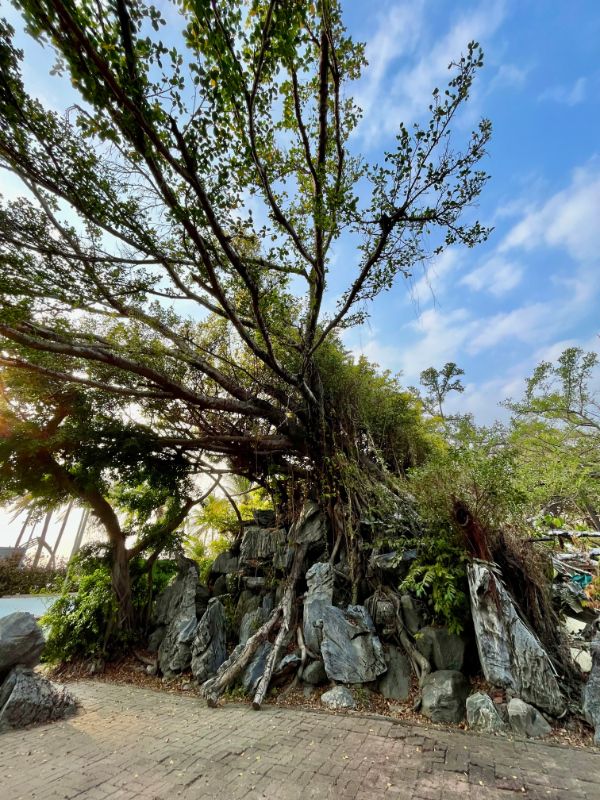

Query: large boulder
[[288, 501, 327, 545], [416, 627, 466, 671], [368, 549, 416, 581], [466, 692, 507, 733], [239, 527, 287, 565], [241, 642, 272, 694], [400, 594, 424, 635], [468, 562, 565, 716], [320, 605, 387, 684], [321, 686, 356, 710], [190, 599, 227, 684], [507, 698, 551, 738], [303, 562, 335, 653], [156, 560, 201, 676], [302, 659, 327, 685], [0, 667, 76, 733], [421, 670, 470, 724], [582, 634, 600, 745], [378, 645, 411, 701], [210, 551, 238, 575], [0, 613, 45, 677]]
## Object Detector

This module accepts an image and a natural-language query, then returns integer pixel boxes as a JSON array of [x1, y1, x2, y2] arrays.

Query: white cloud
[[461, 255, 523, 296], [409, 248, 462, 308], [538, 77, 587, 106], [356, 0, 507, 143], [488, 62, 530, 92], [500, 163, 600, 263]]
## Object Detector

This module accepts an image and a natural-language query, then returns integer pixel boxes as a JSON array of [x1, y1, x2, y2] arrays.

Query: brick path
[[0, 681, 599, 799]]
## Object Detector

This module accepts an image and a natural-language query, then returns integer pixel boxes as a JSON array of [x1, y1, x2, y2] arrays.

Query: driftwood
[[200, 543, 307, 707], [527, 530, 600, 543], [385, 590, 431, 685]]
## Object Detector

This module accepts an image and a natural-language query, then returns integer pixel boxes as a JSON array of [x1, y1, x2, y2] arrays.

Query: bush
[[0, 556, 66, 596], [41, 545, 178, 663]]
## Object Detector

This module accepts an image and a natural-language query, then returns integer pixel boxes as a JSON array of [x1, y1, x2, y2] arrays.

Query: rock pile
[[147, 503, 579, 739], [0, 612, 76, 733]]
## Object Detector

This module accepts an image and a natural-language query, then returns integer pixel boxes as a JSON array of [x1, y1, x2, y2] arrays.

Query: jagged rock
[[400, 594, 424, 635], [0, 667, 76, 732], [274, 653, 301, 682], [468, 562, 565, 716], [507, 698, 552, 738], [234, 591, 261, 631], [368, 549, 416, 580], [421, 670, 470, 724], [303, 562, 335, 653], [147, 626, 166, 653], [243, 577, 266, 590], [156, 561, 200, 676], [378, 645, 411, 701], [0, 613, 45, 677], [466, 692, 507, 733], [240, 526, 287, 564], [242, 641, 272, 694], [416, 627, 466, 671], [273, 541, 293, 571], [302, 660, 327, 685], [320, 686, 356, 710], [239, 608, 265, 645], [212, 575, 228, 596], [210, 551, 239, 575], [320, 605, 387, 684], [288, 501, 327, 545], [582, 634, 600, 745], [253, 509, 276, 528], [190, 599, 227, 684]]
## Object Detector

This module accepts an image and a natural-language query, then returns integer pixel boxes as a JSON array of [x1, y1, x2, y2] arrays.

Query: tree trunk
[[112, 538, 134, 631]]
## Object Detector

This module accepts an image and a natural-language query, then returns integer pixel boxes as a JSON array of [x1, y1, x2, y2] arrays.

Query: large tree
[[0, 1, 490, 578]]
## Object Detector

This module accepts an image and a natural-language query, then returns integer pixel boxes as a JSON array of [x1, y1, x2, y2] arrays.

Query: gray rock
[[302, 660, 327, 685], [273, 542, 293, 571], [0, 613, 45, 676], [210, 551, 239, 575], [321, 686, 356, 710], [243, 576, 266, 590], [241, 642, 272, 694], [366, 595, 396, 634], [320, 605, 387, 684], [147, 626, 166, 653], [508, 698, 552, 738], [253, 509, 276, 528], [156, 561, 200, 675], [288, 501, 327, 545], [400, 594, 424, 635], [416, 627, 466, 671], [421, 670, 470, 724], [0, 667, 76, 733], [368, 549, 416, 580], [239, 608, 266, 645], [303, 562, 335, 653], [234, 591, 262, 632], [274, 653, 301, 680], [378, 645, 411, 701], [240, 527, 287, 564], [190, 599, 227, 684], [582, 634, 600, 745], [468, 562, 565, 716], [211, 574, 228, 596], [466, 692, 507, 733]]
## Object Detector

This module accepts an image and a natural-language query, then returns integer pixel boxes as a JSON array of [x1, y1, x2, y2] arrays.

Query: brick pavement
[[0, 680, 599, 799]]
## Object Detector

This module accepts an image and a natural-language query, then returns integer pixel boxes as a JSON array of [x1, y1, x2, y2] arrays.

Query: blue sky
[[2, 0, 600, 426], [339, 0, 600, 420]]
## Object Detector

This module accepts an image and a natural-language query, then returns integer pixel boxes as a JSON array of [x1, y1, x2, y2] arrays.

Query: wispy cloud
[[538, 76, 587, 106], [461, 255, 523, 296]]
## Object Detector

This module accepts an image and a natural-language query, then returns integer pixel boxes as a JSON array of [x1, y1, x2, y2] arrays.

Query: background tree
[[0, 365, 207, 628], [419, 362, 465, 421], [0, 1, 490, 607]]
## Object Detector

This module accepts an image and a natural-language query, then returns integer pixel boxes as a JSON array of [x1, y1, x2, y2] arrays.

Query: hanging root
[[201, 543, 308, 708], [385, 590, 431, 686]]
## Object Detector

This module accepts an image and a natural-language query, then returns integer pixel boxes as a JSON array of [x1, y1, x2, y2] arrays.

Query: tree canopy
[[0, 0, 490, 494]]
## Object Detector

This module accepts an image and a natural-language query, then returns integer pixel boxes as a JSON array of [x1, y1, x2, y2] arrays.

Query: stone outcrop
[[239, 527, 287, 565], [288, 501, 327, 545], [302, 660, 327, 685], [468, 562, 565, 716], [210, 551, 239, 575], [582, 634, 600, 745], [0, 666, 76, 733], [416, 626, 466, 671], [507, 698, 552, 738], [190, 599, 227, 684], [320, 686, 356, 710], [156, 560, 202, 676], [466, 692, 507, 733], [0, 612, 45, 677], [421, 670, 470, 724], [320, 605, 387, 684], [303, 562, 335, 653], [378, 645, 411, 701]]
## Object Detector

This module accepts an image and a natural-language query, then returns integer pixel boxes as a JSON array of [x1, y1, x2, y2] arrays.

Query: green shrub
[[0, 556, 66, 596]]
